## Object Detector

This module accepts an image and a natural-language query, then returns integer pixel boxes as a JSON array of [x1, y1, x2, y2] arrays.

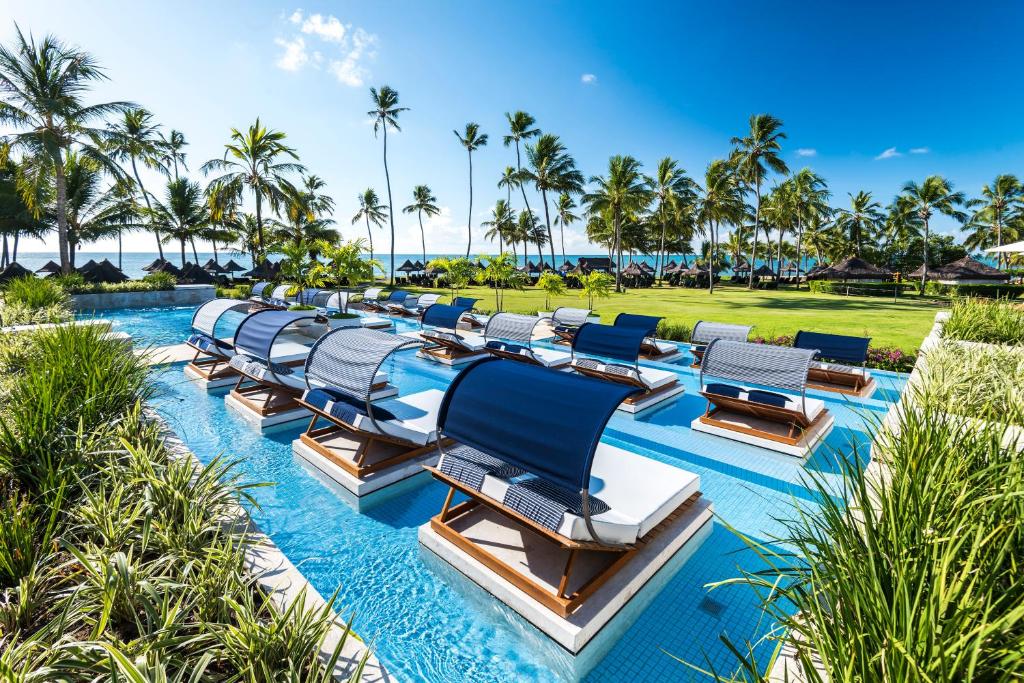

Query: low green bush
[[946, 283, 1024, 299], [656, 319, 692, 342], [942, 297, 1024, 345], [217, 283, 252, 299], [920, 341, 1024, 425], [60, 273, 177, 295], [808, 280, 916, 296], [2, 275, 69, 309]]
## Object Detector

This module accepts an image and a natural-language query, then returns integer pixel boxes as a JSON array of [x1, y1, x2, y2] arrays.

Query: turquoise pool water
[[139, 305, 907, 682]]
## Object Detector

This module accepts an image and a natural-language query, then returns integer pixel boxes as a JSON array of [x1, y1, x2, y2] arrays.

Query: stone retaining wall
[[70, 284, 216, 310]]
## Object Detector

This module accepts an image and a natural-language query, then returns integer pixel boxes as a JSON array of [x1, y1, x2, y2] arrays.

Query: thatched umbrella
[[0, 262, 33, 283], [242, 260, 276, 279], [77, 259, 100, 274], [35, 260, 62, 275], [179, 263, 216, 284], [396, 259, 416, 274], [815, 256, 892, 280], [141, 258, 168, 272], [909, 256, 1009, 282], [752, 264, 776, 278], [621, 262, 645, 277], [412, 260, 425, 271], [150, 260, 183, 277], [222, 259, 247, 273], [662, 260, 679, 274], [639, 261, 654, 273], [81, 259, 128, 284], [732, 260, 750, 274], [559, 259, 576, 273]]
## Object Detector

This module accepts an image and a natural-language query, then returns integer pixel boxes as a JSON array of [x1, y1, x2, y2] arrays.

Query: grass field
[[404, 283, 945, 351]]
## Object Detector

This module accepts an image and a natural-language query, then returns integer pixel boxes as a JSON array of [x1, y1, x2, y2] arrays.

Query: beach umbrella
[[77, 259, 100, 274], [396, 259, 416, 273], [81, 259, 128, 284], [559, 259, 576, 272], [413, 260, 425, 271], [203, 258, 230, 275], [141, 257, 168, 272], [662, 260, 680, 274], [639, 261, 654, 273], [179, 263, 216, 284], [242, 260, 276, 279], [621, 262, 645, 276], [150, 260, 183, 276], [35, 260, 61, 275], [752, 264, 776, 277], [222, 259, 247, 273], [0, 262, 33, 283]]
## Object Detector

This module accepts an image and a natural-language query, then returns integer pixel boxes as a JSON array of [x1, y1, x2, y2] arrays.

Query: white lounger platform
[[690, 390, 834, 458], [572, 360, 686, 413], [227, 367, 395, 431], [184, 337, 312, 390], [642, 338, 682, 363], [292, 388, 444, 498], [415, 330, 490, 366], [420, 444, 713, 653], [807, 361, 877, 399]]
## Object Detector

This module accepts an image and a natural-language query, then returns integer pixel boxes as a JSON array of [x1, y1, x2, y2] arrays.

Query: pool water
[[111, 305, 905, 681]]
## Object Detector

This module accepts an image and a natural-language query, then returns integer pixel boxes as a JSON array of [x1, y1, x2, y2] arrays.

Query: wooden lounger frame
[[571, 362, 679, 406], [296, 394, 451, 478], [187, 348, 235, 381], [806, 366, 873, 396], [639, 339, 677, 361], [419, 334, 483, 363], [426, 466, 701, 617], [485, 344, 545, 367], [228, 359, 308, 416], [699, 390, 829, 446]]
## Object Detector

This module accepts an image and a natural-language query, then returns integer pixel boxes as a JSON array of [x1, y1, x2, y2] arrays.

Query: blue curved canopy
[[794, 330, 870, 365], [452, 297, 479, 309], [437, 358, 639, 491], [572, 323, 646, 363], [614, 313, 662, 337], [251, 282, 271, 298], [422, 303, 471, 330], [233, 309, 316, 360], [386, 290, 410, 302], [191, 299, 249, 337]]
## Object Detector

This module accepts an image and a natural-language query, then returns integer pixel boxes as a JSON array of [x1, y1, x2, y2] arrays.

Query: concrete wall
[[70, 284, 216, 311]]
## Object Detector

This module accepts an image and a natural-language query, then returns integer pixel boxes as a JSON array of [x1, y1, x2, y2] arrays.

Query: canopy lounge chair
[[249, 281, 272, 303], [384, 292, 420, 316], [294, 327, 446, 492], [319, 291, 393, 329], [452, 296, 486, 328], [413, 292, 442, 313], [362, 288, 407, 313], [225, 309, 321, 427], [689, 320, 752, 367], [570, 323, 684, 413], [482, 312, 571, 368], [417, 304, 488, 366], [549, 307, 592, 345], [249, 283, 293, 312], [185, 299, 251, 382], [613, 313, 681, 362], [693, 339, 834, 457], [294, 288, 323, 306], [359, 287, 385, 311], [793, 330, 876, 397], [423, 358, 707, 620]]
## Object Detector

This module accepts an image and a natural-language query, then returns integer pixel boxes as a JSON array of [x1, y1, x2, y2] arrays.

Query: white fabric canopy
[[986, 241, 1024, 253]]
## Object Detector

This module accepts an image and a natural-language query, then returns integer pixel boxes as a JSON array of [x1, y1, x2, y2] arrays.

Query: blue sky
[[6, 0, 1024, 253]]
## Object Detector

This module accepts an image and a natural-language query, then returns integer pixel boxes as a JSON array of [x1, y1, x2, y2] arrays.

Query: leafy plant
[[428, 256, 477, 300], [656, 320, 692, 342], [942, 297, 1024, 345], [1, 276, 69, 309], [477, 252, 525, 311], [536, 271, 565, 310], [311, 239, 382, 313], [570, 270, 613, 309]]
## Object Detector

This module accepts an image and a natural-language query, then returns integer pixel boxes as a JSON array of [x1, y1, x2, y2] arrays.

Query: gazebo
[[909, 256, 1010, 285], [752, 264, 776, 278], [810, 256, 892, 281], [396, 259, 416, 275], [576, 257, 614, 273], [662, 260, 679, 275]]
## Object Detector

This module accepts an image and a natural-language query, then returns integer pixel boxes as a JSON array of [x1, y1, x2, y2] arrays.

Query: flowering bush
[[752, 333, 917, 372], [751, 334, 794, 346]]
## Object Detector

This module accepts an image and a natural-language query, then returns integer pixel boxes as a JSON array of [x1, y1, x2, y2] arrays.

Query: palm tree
[[900, 176, 967, 291], [402, 184, 440, 267], [201, 118, 304, 263], [964, 175, 1022, 268], [147, 178, 211, 267], [352, 188, 388, 263], [453, 122, 488, 257], [368, 85, 408, 283], [503, 111, 539, 218], [0, 27, 129, 272], [61, 153, 135, 269], [482, 199, 516, 255], [553, 193, 579, 266], [0, 156, 48, 267], [696, 159, 744, 294], [525, 133, 584, 265], [835, 190, 883, 256], [160, 129, 188, 181], [583, 156, 650, 292], [272, 175, 337, 254], [648, 157, 697, 282], [106, 108, 171, 258], [730, 114, 788, 289], [529, 213, 549, 268], [789, 168, 830, 287]]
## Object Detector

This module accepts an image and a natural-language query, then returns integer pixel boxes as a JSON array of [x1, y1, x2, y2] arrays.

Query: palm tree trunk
[[418, 210, 426, 268], [383, 125, 396, 284], [117, 230, 123, 270], [515, 143, 533, 217], [2, 236, 8, 268], [255, 193, 264, 264], [920, 219, 929, 294], [795, 217, 804, 290], [466, 150, 474, 258], [656, 209, 667, 285], [613, 212, 623, 293], [748, 183, 761, 289], [54, 153, 72, 273], [181, 239, 187, 268], [69, 241, 77, 270], [363, 215, 374, 261], [709, 221, 717, 295], [541, 189, 557, 267], [12, 230, 19, 263], [190, 237, 199, 264], [996, 211, 1003, 269], [130, 156, 163, 259], [212, 239, 219, 264], [776, 227, 785, 280]]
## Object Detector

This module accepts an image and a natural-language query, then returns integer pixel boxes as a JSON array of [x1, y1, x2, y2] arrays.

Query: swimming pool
[[142, 306, 906, 682]]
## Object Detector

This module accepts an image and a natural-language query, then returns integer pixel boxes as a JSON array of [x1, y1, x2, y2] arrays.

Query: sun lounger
[[569, 323, 683, 412], [294, 327, 446, 484], [693, 339, 833, 457], [248, 281, 271, 303], [793, 330, 875, 397], [358, 287, 386, 311], [414, 293, 442, 313], [613, 313, 680, 361], [483, 312, 571, 368], [424, 358, 706, 617], [418, 304, 488, 365], [549, 307, 592, 344], [185, 298, 251, 380], [452, 297, 486, 327], [689, 320, 752, 366], [384, 292, 419, 316]]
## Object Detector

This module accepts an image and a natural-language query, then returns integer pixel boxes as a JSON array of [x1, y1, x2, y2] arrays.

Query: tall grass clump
[[689, 385, 1024, 681], [0, 276, 72, 326], [942, 297, 1024, 345], [919, 341, 1024, 425], [0, 317, 369, 679], [657, 319, 692, 342]]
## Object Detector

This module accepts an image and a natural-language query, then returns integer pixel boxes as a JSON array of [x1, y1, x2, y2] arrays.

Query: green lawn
[[403, 283, 945, 351]]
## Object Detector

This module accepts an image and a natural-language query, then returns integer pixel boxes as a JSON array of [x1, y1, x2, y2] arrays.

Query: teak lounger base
[[230, 383, 302, 417], [186, 353, 236, 381], [699, 395, 829, 447], [418, 343, 485, 364], [806, 369, 876, 398], [427, 466, 702, 618], [571, 367, 680, 406]]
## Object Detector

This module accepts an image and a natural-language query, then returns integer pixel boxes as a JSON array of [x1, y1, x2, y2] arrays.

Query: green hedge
[[930, 283, 1024, 299], [808, 280, 916, 296]]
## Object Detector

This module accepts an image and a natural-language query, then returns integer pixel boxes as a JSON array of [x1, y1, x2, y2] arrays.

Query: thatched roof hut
[[396, 259, 416, 273], [811, 256, 892, 281], [35, 260, 62, 275], [0, 262, 33, 283], [242, 260, 276, 279], [179, 263, 215, 284], [752, 264, 776, 278], [81, 259, 128, 284], [909, 256, 1009, 283], [222, 259, 247, 273]]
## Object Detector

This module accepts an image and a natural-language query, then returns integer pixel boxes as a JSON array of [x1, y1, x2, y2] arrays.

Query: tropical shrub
[[942, 297, 1024, 345], [808, 280, 916, 297], [216, 284, 251, 299], [1, 276, 69, 309], [60, 274, 177, 294], [864, 346, 916, 372], [944, 283, 1024, 299], [656, 320, 692, 342], [571, 271, 614, 309], [537, 271, 566, 310], [918, 341, 1024, 425]]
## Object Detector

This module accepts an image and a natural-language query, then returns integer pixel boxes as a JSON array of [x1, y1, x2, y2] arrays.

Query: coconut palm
[[482, 199, 516, 256], [159, 129, 188, 181], [835, 190, 883, 257], [0, 155, 49, 267], [0, 27, 130, 272], [271, 174, 337, 254], [503, 111, 539, 217], [648, 157, 697, 282], [964, 175, 1022, 268], [525, 133, 583, 265], [453, 122, 488, 257], [697, 159, 745, 294], [402, 184, 440, 267], [352, 188, 388, 263], [61, 153, 136, 269], [368, 85, 408, 283], [584, 156, 650, 292], [730, 114, 788, 288], [553, 192, 579, 267], [789, 168, 830, 286], [147, 178, 211, 267], [201, 118, 304, 263], [900, 176, 967, 290]]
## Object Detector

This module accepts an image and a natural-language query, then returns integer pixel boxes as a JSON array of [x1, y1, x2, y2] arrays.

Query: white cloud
[[581, 73, 597, 85], [875, 147, 902, 160], [274, 36, 308, 71], [909, 147, 930, 154], [275, 10, 377, 87], [796, 148, 816, 157]]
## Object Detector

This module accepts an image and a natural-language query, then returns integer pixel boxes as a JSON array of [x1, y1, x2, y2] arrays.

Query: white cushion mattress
[[703, 383, 825, 419], [351, 388, 444, 445], [810, 360, 869, 378], [422, 329, 487, 351], [570, 359, 677, 390]]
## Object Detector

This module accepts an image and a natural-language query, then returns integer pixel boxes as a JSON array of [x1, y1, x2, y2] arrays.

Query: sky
[[4, 0, 1024, 254]]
